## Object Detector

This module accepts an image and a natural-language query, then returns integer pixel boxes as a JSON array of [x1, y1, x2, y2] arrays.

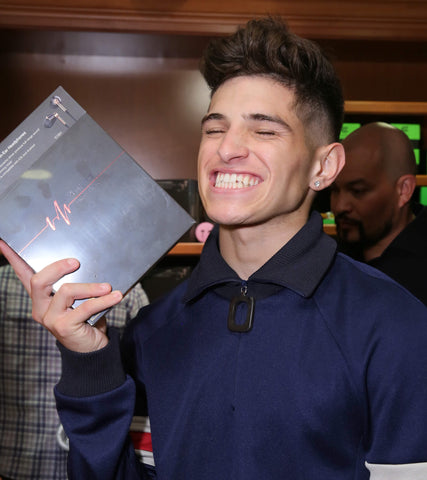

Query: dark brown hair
[[200, 17, 344, 145]]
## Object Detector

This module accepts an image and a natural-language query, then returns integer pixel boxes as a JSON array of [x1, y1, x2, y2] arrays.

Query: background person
[[330, 121, 427, 305], [0, 262, 149, 480]]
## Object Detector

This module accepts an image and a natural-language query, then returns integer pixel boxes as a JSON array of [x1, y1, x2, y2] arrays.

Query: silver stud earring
[[314, 180, 320, 188]]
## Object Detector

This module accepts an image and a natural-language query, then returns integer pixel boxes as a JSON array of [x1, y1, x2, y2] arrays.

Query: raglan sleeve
[[363, 300, 427, 479]]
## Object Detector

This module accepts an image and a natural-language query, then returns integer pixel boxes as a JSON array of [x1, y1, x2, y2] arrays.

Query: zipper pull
[[227, 282, 255, 333]]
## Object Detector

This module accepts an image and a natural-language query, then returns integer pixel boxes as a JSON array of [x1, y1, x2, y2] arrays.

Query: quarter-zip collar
[[183, 211, 337, 302]]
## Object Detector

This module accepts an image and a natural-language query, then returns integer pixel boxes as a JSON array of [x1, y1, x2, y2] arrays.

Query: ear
[[310, 142, 345, 192], [396, 174, 416, 208]]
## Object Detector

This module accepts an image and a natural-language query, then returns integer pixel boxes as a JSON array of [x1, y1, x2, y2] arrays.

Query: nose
[[217, 128, 250, 163]]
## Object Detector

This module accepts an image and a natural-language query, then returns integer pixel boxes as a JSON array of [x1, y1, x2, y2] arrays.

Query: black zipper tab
[[227, 283, 255, 333]]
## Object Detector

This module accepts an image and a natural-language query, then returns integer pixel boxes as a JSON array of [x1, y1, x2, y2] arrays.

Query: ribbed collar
[[183, 211, 337, 302]]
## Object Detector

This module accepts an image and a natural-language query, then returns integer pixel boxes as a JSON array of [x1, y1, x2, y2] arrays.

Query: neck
[[219, 213, 309, 280]]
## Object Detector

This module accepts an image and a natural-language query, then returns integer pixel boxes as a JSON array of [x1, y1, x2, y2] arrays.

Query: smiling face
[[197, 76, 320, 231]]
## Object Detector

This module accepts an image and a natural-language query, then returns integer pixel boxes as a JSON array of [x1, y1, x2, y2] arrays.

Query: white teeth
[[215, 172, 260, 189], [249, 177, 259, 186]]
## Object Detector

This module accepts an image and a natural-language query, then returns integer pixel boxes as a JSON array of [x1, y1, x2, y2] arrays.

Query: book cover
[[0, 86, 195, 324]]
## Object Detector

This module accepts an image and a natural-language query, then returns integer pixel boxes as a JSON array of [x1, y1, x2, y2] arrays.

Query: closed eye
[[204, 128, 225, 135], [255, 130, 276, 136]]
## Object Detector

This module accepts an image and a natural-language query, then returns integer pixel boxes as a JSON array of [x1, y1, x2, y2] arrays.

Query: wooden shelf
[[345, 101, 427, 115], [323, 224, 336, 236], [417, 175, 427, 186], [168, 242, 203, 256], [0, 1, 426, 41]]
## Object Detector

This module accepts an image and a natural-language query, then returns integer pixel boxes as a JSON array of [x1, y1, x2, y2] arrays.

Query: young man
[[330, 121, 427, 305], [2, 17, 427, 480]]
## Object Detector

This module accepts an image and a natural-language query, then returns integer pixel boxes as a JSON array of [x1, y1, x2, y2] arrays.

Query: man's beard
[[335, 214, 393, 261]]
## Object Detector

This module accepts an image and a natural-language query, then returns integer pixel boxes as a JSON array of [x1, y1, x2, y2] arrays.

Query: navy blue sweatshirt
[[55, 212, 427, 479]]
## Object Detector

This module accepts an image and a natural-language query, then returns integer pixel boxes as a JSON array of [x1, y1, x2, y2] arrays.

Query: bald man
[[330, 121, 427, 305]]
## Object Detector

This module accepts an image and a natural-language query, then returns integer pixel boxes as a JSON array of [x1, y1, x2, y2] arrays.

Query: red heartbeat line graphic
[[46, 201, 71, 230], [18, 151, 125, 255]]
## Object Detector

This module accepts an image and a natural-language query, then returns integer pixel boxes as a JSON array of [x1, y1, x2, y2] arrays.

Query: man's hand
[[0, 240, 123, 353]]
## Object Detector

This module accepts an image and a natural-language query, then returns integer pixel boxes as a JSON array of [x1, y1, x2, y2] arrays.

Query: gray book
[[0, 86, 195, 324]]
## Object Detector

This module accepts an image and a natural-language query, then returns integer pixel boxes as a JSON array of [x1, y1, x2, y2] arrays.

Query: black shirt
[[368, 204, 427, 306]]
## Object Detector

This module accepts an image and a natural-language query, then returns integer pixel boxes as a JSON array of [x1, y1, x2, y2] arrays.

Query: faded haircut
[[200, 16, 344, 147]]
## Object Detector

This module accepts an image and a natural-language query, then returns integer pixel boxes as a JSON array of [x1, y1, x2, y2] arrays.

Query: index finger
[[0, 239, 34, 293]]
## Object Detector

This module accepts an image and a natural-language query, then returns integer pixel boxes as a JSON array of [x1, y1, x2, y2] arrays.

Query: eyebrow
[[247, 113, 291, 130], [201, 112, 224, 126], [201, 112, 291, 130]]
